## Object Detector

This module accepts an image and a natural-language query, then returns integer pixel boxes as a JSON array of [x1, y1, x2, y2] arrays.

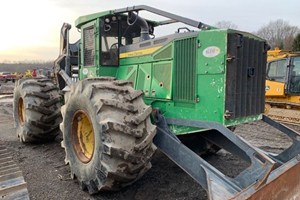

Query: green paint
[[75, 10, 266, 135]]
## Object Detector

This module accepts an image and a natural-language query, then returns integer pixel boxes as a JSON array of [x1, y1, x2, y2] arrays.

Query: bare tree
[[256, 19, 299, 50], [214, 21, 238, 29]]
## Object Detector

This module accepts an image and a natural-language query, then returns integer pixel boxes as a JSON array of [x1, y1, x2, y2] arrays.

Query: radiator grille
[[225, 33, 267, 119], [174, 37, 197, 102]]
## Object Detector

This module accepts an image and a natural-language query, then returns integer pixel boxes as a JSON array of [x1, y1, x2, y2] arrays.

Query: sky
[[0, 0, 299, 63]]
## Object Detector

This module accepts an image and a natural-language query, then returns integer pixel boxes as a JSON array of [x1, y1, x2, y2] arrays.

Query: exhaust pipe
[[128, 12, 150, 42]]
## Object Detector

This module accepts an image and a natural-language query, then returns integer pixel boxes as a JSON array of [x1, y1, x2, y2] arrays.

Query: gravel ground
[[0, 82, 299, 200]]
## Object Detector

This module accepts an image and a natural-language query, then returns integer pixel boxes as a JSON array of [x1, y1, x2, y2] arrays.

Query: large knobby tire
[[61, 77, 156, 194], [13, 78, 62, 143]]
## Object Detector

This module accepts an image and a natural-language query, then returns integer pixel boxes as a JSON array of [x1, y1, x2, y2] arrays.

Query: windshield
[[289, 56, 300, 93]]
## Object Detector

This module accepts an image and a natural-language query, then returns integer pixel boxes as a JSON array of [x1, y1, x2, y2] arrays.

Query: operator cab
[[100, 13, 155, 66], [266, 55, 300, 94]]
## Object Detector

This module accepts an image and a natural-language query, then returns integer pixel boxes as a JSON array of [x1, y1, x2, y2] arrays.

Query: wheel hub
[[72, 110, 95, 163]]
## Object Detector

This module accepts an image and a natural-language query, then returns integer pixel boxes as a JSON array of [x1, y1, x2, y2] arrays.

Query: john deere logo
[[82, 68, 89, 75], [203, 46, 220, 58]]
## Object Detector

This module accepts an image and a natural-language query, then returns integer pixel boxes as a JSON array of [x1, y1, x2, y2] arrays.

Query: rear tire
[[61, 77, 156, 194], [13, 78, 62, 143]]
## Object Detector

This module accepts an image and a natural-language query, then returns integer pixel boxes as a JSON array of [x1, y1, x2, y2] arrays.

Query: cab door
[[80, 21, 98, 79], [266, 59, 288, 96]]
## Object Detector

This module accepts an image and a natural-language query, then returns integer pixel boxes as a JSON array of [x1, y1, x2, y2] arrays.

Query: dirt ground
[[0, 82, 300, 200]]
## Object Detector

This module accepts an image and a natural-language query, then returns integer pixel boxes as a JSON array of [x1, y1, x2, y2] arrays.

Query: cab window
[[100, 17, 119, 66], [83, 25, 95, 66], [290, 57, 300, 93], [292, 57, 300, 76], [267, 59, 287, 82]]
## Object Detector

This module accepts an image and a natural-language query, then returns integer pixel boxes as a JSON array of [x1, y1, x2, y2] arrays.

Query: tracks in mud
[[0, 145, 29, 199]]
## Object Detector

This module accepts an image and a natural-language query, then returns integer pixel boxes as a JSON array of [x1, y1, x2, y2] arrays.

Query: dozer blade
[[266, 107, 300, 125], [235, 157, 300, 199], [154, 114, 300, 200]]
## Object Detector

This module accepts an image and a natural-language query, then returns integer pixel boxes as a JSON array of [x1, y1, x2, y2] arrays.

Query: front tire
[[61, 77, 156, 194]]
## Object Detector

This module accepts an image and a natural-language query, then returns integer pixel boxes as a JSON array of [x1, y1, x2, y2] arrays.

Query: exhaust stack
[[128, 12, 150, 42]]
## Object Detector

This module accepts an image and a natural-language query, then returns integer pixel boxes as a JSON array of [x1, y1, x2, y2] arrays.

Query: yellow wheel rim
[[18, 97, 25, 126], [72, 110, 95, 163]]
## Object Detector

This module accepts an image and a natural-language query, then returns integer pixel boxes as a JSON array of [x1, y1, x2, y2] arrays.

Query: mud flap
[[154, 114, 300, 200]]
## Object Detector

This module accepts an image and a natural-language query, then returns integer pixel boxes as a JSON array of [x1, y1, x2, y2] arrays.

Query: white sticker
[[82, 68, 88, 75], [203, 46, 221, 58]]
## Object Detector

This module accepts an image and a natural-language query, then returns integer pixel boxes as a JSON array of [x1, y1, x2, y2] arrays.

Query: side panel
[[151, 61, 173, 99], [195, 31, 227, 122], [117, 30, 266, 134], [265, 80, 285, 96], [152, 31, 227, 124], [116, 65, 138, 87], [136, 63, 152, 97]]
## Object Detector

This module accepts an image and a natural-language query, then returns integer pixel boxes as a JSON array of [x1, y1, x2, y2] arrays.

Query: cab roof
[[75, 5, 214, 30], [75, 10, 112, 28]]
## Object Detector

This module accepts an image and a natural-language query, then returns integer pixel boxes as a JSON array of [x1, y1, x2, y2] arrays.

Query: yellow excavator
[[265, 48, 300, 124]]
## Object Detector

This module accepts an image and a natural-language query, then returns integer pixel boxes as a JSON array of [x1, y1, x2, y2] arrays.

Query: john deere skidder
[[13, 5, 300, 199]]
